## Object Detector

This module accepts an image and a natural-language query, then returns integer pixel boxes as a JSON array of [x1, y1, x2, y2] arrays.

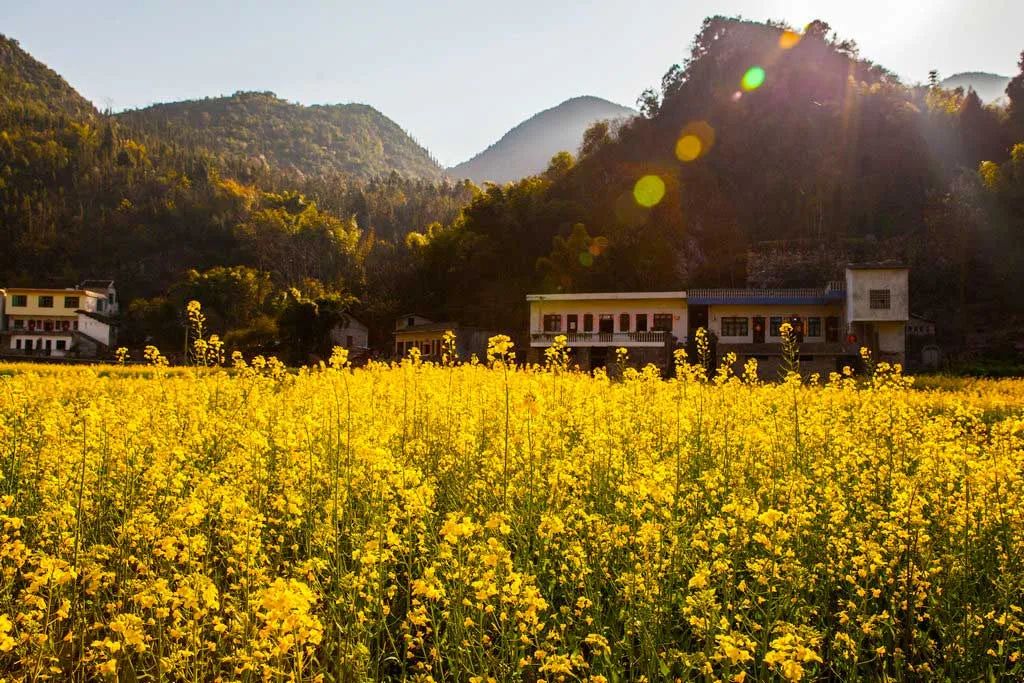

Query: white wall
[[529, 297, 687, 340], [876, 322, 907, 355], [77, 315, 112, 346], [330, 321, 369, 348], [10, 335, 73, 356], [845, 268, 909, 323]]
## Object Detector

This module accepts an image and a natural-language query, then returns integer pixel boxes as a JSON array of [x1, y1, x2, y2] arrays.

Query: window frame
[[38, 295, 54, 308], [769, 316, 783, 337], [566, 314, 579, 332], [542, 314, 562, 333], [619, 313, 630, 332], [652, 313, 673, 332], [64, 296, 80, 309], [869, 289, 891, 310], [807, 317, 822, 337], [635, 314, 648, 332], [720, 316, 749, 337], [10, 294, 27, 307], [583, 313, 594, 332]]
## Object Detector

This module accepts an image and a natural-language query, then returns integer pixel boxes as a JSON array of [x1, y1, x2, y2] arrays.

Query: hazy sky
[[5, 1, 1022, 166]]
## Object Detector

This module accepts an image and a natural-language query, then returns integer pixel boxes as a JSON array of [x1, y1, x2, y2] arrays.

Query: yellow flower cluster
[[0, 354, 1022, 681]]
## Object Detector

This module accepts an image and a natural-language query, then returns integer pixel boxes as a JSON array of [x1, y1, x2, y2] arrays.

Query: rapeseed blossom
[[0, 348, 1021, 680]]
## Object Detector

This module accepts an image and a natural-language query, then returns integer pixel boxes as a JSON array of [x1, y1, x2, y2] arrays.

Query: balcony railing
[[531, 330, 669, 346]]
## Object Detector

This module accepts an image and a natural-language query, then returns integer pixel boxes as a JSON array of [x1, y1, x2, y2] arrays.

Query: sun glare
[[741, 66, 766, 91], [633, 175, 666, 207], [779, 30, 801, 49], [675, 135, 702, 162]]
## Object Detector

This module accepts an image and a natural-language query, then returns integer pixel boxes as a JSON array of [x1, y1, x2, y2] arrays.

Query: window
[[619, 313, 630, 332], [769, 316, 783, 337], [652, 314, 673, 332], [14, 340, 20, 350], [869, 289, 891, 309], [12, 319, 24, 330], [98, 300, 106, 312], [43, 321, 53, 332], [807, 317, 822, 337], [720, 316, 749, 337], [583, 314, 594, 332], [635, 314, 648, 332], [64, 296, 79, 308], [72, 321, 78, 331], [599, 314, 614, 333], [56, 340, 66, 351], [61, 321, 69, 331], [566, 314, 578, 332], [39, 296, 53, 308], [543, 314, 561, 332], [10, 295, 26, 307]]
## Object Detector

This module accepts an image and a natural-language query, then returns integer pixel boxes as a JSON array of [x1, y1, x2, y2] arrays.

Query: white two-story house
[[527, 264, 909, 374]]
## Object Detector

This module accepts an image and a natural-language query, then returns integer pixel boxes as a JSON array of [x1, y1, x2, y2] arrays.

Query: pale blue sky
[[5, 1, 1022, 166]]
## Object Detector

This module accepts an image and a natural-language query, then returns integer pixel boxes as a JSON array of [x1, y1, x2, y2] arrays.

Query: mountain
[[0, 34, 96, 119], [940, 72, 1011, 103], [448, 96, 636, 184], [116, 92, 444, 181]]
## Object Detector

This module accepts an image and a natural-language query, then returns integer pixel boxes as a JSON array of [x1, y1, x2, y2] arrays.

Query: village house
[[393, 314, 495, 362], [526, 292, 687, 369], [0, 280, 119, 358], [528, 264, 910, 375], [329, 317, 370, 352]]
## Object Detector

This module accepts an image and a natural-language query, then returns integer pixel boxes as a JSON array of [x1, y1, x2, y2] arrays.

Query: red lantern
[[846, 334, 857, 344]]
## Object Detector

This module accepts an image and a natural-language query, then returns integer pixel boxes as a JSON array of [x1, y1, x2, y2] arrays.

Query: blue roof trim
[[691, 295, 842, 306]]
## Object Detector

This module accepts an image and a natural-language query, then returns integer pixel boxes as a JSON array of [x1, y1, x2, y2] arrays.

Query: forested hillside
[[448, 96, 636, 183], [408, 19, 1024, 358], [0, 33, 472, 359], [0, 35, 95, 118], [116, 92, 444, 181]]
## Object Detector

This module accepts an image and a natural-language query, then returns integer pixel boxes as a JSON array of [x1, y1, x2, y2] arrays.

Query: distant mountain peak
[[939, 72, 1011, 104], [448, 96, 636, 184]]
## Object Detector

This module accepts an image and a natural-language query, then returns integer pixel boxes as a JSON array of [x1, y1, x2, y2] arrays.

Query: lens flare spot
[[732, 91, 743, 102], [578, 251, 594, 267], [675, 121, 715, 161], [633, 175, 665, 208], [675, 135, 702, 162], [588, 236, 609, 256], [741, 66, 766, 91], [779, 30, 801, 49]]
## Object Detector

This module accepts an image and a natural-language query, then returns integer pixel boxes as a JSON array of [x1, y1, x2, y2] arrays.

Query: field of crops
[[0, 345, 1022, 681]]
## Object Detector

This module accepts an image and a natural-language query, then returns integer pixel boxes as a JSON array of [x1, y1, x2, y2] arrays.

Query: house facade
[[394, 315, 494, 362], [330, 316, 369, 351], [1, 281, 119, 358], [526, 292, 686, 369], [528, 265, 909, 374]]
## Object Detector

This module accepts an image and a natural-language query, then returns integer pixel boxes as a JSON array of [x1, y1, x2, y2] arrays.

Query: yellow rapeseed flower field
[[0, 339, 1022, 681]]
